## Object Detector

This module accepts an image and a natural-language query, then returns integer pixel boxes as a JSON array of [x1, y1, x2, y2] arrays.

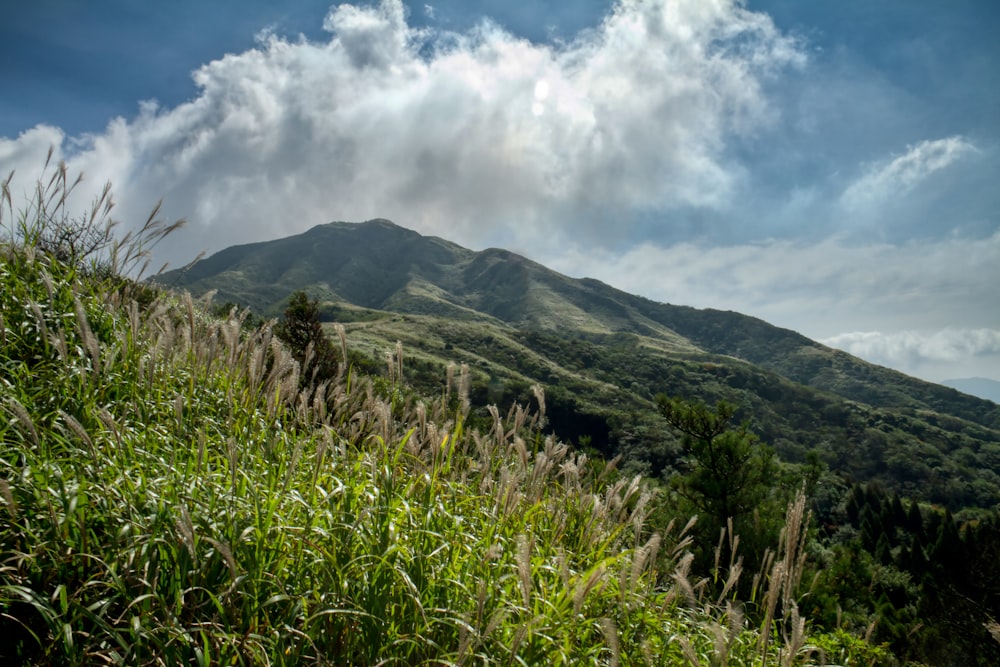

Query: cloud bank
[[822, 329, 1000, 382], [3, 0, 802, 263]]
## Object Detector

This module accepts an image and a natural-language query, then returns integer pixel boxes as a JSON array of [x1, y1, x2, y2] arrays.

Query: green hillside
[[159, 219, 1000, 513], [6, 171, 1000, 664], [1, 171, 902, 665]]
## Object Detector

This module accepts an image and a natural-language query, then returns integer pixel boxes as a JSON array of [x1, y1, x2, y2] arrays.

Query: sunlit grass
[[0, 165, 887, 665]]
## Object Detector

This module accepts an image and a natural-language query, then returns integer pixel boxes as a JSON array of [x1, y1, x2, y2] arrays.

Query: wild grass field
[[1, 163, 893, 664]]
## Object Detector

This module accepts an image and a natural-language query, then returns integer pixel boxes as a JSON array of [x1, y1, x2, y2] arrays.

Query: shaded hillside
[[158, 219, 1000, 510]]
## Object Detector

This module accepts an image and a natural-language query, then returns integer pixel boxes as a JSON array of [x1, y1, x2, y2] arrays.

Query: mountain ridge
[[156, 219, 1000, 510]]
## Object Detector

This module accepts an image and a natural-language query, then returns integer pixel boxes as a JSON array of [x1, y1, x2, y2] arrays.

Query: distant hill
[[157, 219, 1000, 510], [942, 377, 1000, 404]]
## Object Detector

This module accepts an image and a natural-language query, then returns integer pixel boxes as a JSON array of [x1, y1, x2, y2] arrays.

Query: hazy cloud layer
[[821, 329, 1000, 382], [548, 229, 1000, 377]]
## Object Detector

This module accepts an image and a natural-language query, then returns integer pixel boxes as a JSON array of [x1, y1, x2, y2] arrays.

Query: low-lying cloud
[[822, 329, 1000, 364], [821, 329, 1000, 382]]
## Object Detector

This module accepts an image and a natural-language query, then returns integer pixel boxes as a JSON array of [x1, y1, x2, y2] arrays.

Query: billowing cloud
[[2, 0, 803, 267], [840, 136, 977, 211]]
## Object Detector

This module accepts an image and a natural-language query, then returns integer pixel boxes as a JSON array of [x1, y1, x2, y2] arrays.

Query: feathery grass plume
[[779, 605, 806, 667], [57, 409, 94, 454], [6, 397, 40, 447], [96, 406, 122, 449], [0, 477, 17, 517], [573, 562, 608, 615], [396, 339, 404, 383], [458, 363, 470, 414], [487, 403, 503, 452], [985, 619, 1000, 644], [517, 534, 534, 608], [444, 361, 455, 404], [206, 538, 237, 581], [530, 384, 546, 430], [678, 635, 703, 667], [630, 533, 661, 602], [50, 325, 70, 363], [72, 295, 101, 375], [510, 435, 530, 473], [708, 620, 729, 666], [673, 552, 698, 607], [227, 437, 239, 493], [28, 300, 50, 350], [176, 504, 196, 561], [334, 322, 348, 361], [38, 266, 56, 304], [173, 394, 184, 430], [600, 617, 620, 667]]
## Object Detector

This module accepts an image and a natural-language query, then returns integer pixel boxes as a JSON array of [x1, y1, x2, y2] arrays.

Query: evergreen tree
[[905, 500, 924, 538], [656, 396, 777, 530], [274, 290, 339, 384]]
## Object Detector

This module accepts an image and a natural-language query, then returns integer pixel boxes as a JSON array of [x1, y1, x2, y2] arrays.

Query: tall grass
[[0, 166, 886, 665]]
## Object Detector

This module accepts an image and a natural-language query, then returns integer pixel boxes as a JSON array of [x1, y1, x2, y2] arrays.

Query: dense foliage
[[1, 170, 898, 666]]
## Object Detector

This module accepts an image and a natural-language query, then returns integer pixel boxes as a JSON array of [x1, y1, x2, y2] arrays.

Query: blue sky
[[2, 0, 998, 385]]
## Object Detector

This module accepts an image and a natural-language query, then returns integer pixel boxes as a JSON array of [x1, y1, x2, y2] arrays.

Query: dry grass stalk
[[7, 397, 40, 447], [985, 619, 1000, 644], [600, 617, 621, 667], [517, 534, 534, 608], [58, 409, 94, 453], [0, 478, 17, 517], [677, 635, 702, 667]]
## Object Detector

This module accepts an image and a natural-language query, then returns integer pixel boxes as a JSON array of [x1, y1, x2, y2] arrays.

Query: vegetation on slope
[[157, 221, 1000, 514], [1, 169, 898, 665]]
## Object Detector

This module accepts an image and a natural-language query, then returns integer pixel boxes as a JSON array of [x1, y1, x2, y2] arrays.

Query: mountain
[[942, 377, 1000, 404], [157, 219, 1000, 511]]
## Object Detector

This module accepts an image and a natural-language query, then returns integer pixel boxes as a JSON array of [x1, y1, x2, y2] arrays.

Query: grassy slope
[[0, 212, 887, 662], [157, 220, 1000, 512]]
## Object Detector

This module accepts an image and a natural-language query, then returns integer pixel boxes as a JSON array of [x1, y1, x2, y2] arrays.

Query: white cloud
[[543, 231, 1000, 381], [820, 329, 1000, 382], [546, 230, 1000, 339], [0, 125, 66, 191], [822, 329, 1000, 364], [840, 136, 977, 211], [0, 0, 803, 267]]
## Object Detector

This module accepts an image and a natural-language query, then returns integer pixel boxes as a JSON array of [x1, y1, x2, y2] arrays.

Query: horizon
[[2, 0, 998, 385]]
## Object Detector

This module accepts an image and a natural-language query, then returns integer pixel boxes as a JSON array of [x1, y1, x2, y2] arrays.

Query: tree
[[275, 291, 339, 384], [656, 396, 776, 530]]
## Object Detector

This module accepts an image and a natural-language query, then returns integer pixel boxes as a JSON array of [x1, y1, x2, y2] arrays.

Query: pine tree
[[905, 499, 924, 538], [274, 290, 339, 384], [656, 396, 777, 530]]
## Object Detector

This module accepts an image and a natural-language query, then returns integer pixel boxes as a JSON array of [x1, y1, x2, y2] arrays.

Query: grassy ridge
[[157, 220, 1000, 513], [0, 170, 891, 664]]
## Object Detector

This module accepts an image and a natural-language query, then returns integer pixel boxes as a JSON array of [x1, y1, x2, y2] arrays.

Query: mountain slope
[[157, 219, 1000, 510]]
